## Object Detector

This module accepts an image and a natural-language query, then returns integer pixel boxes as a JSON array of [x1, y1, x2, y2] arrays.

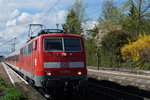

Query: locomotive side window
[[21, 48, 23, 56], [64, 38, 82, 52], [23, 46, 28, 55], [28, 42, 32, 54], [44, 38, 63, 51], [21, 42, 33, 56], [17, 54, 19, 62], [35, 40, 37, 51]]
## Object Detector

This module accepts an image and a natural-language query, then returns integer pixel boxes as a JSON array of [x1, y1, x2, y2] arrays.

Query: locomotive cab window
[[44, 38, 63, 51], [44, 37, 82, 52], [64, 38, 82, 52]]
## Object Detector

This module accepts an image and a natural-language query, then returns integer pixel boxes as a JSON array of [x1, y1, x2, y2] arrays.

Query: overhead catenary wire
[[38, 0, 61, 21], [0, 26, 39, 48], [43, 0, 61, 16], [39, 0, 50, 14], [0, 0, 61, 53], [0, 28, 36, 55], [0, 38, 16, 47], [16, 31, 29, 39]]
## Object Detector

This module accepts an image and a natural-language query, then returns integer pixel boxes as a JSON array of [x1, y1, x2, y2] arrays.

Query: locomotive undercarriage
[[40, 78, 88, 99], [19, 73, 87, 99]]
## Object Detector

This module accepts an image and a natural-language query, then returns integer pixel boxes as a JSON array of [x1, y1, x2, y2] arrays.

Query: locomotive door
[[32, 40, 37, 75]]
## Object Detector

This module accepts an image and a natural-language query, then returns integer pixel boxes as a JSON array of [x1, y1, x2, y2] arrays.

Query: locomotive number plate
[[60, 62, 69, 68]]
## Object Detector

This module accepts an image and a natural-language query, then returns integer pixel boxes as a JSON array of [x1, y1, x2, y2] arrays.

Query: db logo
[[60, 62, 69, 68]]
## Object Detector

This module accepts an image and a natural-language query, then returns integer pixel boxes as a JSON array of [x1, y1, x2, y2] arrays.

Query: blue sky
[[0, 0, 126, 56]]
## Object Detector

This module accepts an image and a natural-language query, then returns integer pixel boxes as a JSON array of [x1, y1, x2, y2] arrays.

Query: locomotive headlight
[[62, 52, 67, 56], [47, 72, 52, 76], [78, 71, 82, 75]]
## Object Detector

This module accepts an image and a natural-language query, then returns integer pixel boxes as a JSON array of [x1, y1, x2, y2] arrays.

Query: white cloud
[[7, 0, 51, 10], [6, 20, 16, 27], [11, 9, 20, 18], [82, 21, 98, 36], [58, 10, 68, 22], [82, 21, 98, 30], [17, 13, 33, 25], [3, 10, 68, 41], [0, 0, 69, 56], [39, 10, 68, 28]]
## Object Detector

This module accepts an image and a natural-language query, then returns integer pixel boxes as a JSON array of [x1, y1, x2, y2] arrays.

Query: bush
[[121, 33, 150, 69], [121, 59, 140, 69], [100, 30, 131, 67], [140, 49, 150, 70]]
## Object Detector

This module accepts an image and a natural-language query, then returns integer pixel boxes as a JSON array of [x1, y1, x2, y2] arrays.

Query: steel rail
[[88, 82, 147, 100]]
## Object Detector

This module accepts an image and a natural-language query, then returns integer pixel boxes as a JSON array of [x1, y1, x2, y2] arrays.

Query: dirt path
[[0, 62, 13, 87], [0, 62, 12, 98]]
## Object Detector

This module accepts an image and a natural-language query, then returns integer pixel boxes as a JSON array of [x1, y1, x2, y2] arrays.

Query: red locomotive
[[4, 29, 87, 98]]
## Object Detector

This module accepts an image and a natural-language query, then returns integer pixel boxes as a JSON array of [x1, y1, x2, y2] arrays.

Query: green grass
[[0, 88, 25, 100], [0, 77, 25, 100], [0, 77, 6, 88]]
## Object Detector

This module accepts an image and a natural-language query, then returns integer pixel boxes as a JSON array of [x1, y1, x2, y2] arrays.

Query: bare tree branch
[[141, 3, 150, 14]]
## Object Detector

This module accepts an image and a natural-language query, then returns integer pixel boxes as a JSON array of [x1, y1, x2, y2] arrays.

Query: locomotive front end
[[40, 33, 87, 96], [43, 36, 87, 87]]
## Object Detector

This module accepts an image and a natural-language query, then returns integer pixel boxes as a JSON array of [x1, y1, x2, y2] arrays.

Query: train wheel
[[44, 88, 56, 100]]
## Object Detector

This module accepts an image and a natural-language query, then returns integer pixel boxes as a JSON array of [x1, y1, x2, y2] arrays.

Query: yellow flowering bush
[[121, 33, 150, 69]]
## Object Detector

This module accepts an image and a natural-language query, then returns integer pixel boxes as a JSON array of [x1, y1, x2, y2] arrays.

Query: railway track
[[88, 79, 150, 100], [88, 82, 144, 100]]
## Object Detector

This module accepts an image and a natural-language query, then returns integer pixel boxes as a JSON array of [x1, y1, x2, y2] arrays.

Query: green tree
[[93, 0, 122, 48], [90, 0, 123, 68], [122, 0, 150, 35], [63, 0, 87, 35], [85, 38, 97, 66], [100, 30, 131, 67], [121, 8, 137, 37], [97, 0, 122, 35], [128, 1, 137, 20], [101, 0, 119, 23]]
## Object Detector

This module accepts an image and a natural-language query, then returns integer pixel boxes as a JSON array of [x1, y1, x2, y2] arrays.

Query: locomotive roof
[[38, 29, 64, 35], [40, 33, 82, 38], [38, 29, 82, 37]]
